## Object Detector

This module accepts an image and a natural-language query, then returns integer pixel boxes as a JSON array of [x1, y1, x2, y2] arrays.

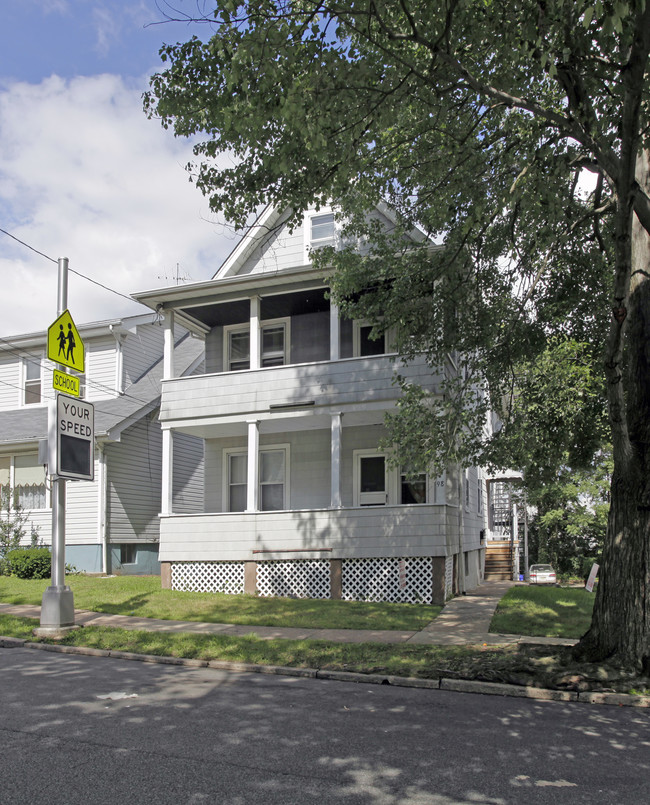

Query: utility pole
[[38, 258, 75, 632]]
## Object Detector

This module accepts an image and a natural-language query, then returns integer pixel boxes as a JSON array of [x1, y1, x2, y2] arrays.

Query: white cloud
[[0, 73, 237, 338]]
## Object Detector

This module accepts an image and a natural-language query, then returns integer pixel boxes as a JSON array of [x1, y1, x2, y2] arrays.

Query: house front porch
[[158, 504, 482, 604]]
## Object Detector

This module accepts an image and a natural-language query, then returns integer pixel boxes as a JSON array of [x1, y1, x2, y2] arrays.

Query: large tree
[[146, 0, 650, 670]]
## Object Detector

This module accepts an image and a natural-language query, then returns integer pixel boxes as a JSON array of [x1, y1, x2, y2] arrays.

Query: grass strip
[[490, 586, 594, 638], [2, 614, 648, 695], [0, 575, 440, 631]]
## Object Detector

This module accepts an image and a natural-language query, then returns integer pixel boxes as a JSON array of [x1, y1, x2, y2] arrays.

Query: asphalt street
[[1, 647, 649, 805]]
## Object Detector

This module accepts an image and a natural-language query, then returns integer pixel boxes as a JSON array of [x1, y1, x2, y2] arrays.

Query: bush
[[1, 488, 41, 574], [7, 547, 51, 579]]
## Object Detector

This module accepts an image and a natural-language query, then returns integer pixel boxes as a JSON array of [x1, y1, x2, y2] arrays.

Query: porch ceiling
[[166, 407, 389, 440]]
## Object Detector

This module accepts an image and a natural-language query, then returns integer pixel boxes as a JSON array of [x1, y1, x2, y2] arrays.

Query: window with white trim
[[0, 453, 47, 510], [224, 319, 289, 371], [260, 448, 286, 510], [353, 321, 386, 357], [310, 212, 335, 248], [400, 468, 427, 504], [227, 452, 247, 512], [23, 357, 42, 405], [224, 446, 289, 512]]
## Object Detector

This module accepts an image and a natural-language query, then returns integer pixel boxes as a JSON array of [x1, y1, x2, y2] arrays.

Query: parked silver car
[[529, 564, 557, 584]]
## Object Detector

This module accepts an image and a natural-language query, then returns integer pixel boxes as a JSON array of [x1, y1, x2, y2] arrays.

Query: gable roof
[[211, 201, 430, 282], [0, 333, 203, 449]]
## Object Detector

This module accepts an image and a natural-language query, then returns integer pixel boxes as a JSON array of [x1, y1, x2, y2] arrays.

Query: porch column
[[161, 429, 173, 516], [163, 309, 175, 379], [246, 420, 260, 511], [250, 295, 261, 370], [330, 301, 340, 361], [330, 412, 343, 508]]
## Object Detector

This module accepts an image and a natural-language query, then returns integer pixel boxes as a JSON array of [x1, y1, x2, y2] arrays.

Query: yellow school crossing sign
[[47, 310, 85, 373]]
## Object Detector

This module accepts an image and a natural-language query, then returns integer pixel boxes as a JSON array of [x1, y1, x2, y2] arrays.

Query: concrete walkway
[[0, 580, 576, 647]]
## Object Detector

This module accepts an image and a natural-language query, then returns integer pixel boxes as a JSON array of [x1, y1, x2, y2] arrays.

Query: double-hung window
[[225, 320, 289, 371], [23, 357, 42, 405], [228, 453, 248, 511], [310, 213, 335, 248], [225, 446, 288, 511]]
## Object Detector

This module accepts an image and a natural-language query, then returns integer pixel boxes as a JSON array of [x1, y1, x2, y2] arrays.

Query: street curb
[[4, 636, 649, 708]]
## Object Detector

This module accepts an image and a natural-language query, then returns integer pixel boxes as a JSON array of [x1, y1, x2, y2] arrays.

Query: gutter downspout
[[97, 442, 109, 574], [109, 324, 125, 395]]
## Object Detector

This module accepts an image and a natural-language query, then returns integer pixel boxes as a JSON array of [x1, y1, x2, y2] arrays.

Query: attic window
[[310, 213, 335, 247]]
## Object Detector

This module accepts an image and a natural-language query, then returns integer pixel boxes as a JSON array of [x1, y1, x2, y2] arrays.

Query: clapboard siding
[[105, 415, 162, 541], [237, 217, 306, 275], [161, 355, 441, 423], [123, 324, 165, 385], [159, 505, 449, 562], [172, 432, 204, 513], [65, 472, 100, 544], [204, 429, 332, 512], [0, 356, 20, 409], [85, 336, 117, 399]]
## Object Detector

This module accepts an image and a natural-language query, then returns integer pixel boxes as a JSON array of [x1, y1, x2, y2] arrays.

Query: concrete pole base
[[39, 586, 75, 629]]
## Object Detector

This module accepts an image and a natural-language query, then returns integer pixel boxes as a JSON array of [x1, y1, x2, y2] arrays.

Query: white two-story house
[[133, 205, 488, 604], [0, 314, 204, 574]]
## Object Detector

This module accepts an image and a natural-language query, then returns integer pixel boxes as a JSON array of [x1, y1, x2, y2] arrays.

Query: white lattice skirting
[[445, 555, 454, 600], [171, 561, 245, 594], [342, 557, 433, 604], [257, 560, 331, 599], [170, 556, 437, 603]]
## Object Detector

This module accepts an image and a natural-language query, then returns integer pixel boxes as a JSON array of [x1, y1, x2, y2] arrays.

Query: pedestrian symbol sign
[[47, 310, 85, 373]]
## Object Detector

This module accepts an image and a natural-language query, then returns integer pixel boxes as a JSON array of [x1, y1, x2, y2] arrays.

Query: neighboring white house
[[133, 205, 488, 604], [0, 314, 204, 574]]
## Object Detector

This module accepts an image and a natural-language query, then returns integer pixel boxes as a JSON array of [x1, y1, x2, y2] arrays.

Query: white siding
[[10, 457, 100, 547], [85, 336, 117, 399], [159, 505, 449, 562], [66, 471, 100, 545], [161, 355, 441, 424], [0, 355, 20, 409], [236, 217, 306, 276]]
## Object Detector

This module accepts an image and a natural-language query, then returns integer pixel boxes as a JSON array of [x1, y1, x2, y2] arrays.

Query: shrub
[[0, 488, 41, 574], [8, 547, 51, 579]]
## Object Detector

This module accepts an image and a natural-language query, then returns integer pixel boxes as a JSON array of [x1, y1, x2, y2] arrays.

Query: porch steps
[[484, 541, 515, 581]]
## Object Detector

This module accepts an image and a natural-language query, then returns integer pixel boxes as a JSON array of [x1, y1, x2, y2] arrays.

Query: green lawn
[[490, 585, 595, 638], [0, 574, 440, 631]]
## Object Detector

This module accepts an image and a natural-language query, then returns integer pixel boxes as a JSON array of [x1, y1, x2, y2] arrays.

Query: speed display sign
[[56, 394, 94, 481]]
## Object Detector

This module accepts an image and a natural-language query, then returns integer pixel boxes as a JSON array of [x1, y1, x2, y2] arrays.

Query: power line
[[1, 225, 146, 305], [0, 334, 157, 408], [0, 227, 57, 264], [68, 267, 139, 304]]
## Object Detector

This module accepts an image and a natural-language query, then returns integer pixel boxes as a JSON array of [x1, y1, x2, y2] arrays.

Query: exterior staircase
[[484, 540, 515, 581]]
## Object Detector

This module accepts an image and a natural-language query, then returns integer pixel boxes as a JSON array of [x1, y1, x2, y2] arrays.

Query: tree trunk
[[575, 158, 650, 671]]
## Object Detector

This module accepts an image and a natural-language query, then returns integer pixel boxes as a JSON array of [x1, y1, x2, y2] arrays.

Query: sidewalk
[[0, 579, 576, 646]]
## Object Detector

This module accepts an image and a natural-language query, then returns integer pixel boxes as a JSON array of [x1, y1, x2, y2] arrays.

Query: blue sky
[[0, 1, 235, 337]]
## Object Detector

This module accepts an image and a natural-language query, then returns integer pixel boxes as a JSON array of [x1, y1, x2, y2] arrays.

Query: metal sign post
[[39, 258, 77, 632]]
